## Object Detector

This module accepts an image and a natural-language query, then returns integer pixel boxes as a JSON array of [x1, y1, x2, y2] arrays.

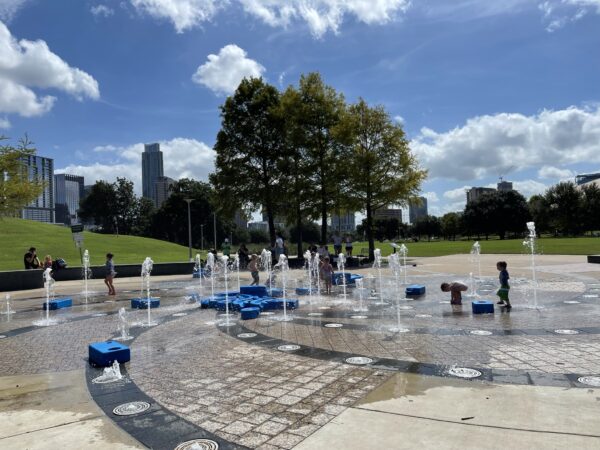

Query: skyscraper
[[154, 176, 175, 208], [54, 174, 84, 224], [20, 154, 55, 223], [409, 197, 428, 224], [142, 143, 164, 207]]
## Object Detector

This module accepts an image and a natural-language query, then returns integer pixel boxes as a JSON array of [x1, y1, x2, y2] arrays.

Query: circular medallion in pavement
[[172, 312, 188, 317], [439, 301, 450, 304], [351, 315, 368, 319], [0, 335, 6, 339], [564, 301, 580, 304], [308, 312, 323, 316], [389, 327, 410, 333], [319, 306, 331, 310], [582, 294, 599, 298], [470, 330, 492, 336], [113, 401, 150, 416], [577, 376, 600, 387], [415, 314, 432, 318], [324, 323, 343, 328], [554, 329, 579, 335], [237, 333, 257, 338], [448, 367, 482, 379], [174, 439, 219, 450], [92, 313, 107, 317], [278, 344, 301, 352], [345, 356, 373, 365]]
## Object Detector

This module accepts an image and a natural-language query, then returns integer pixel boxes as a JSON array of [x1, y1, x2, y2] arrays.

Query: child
[[248, 254, 259, 286], [496, 261, 511, 310], [104, 253, 116, 295], [320, 256, 334, 295], [441, 281, 468, 305]]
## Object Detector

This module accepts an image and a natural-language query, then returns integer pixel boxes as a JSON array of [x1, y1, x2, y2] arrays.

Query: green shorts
[[496, 286, 510, 301]]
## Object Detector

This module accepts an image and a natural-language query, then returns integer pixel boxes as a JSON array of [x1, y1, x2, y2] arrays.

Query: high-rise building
[[409, 197, 428, 224], [497, 180, 513, 191], [331, 211, 356, 233], [234, 210, 249, 229], [54, 174, 84, 224], [142, 143, 164, 207], [154, 176, 175, 208], [373, 208, 403, 222], [20, 154, 55, 223], [576, 173, 600, 188], [466, 187, 495, 203]]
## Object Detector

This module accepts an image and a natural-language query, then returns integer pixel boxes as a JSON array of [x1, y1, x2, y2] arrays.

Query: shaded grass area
[[0, 218, 201, 271]]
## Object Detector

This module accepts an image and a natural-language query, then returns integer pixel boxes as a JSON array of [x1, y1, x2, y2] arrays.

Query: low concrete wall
[[588, 255, 600, 264], [0, 262, 196, 292]]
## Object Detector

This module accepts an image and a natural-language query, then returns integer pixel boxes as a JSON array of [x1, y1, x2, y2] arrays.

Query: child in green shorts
[[496, 261, 511, 310]]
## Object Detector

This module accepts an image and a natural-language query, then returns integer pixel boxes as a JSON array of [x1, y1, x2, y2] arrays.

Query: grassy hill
[[0, 218, 202, 271]]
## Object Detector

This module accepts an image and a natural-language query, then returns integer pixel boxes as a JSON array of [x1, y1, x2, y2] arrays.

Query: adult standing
[[23, 247, 41, 269], [333, 232, 342, 256], [345, 235, 353, 257], [222, 238, 231, 257]]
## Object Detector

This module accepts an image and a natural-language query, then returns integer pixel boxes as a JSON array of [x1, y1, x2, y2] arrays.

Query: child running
[[320, 256, 334, 295], [104, 253, 116, 295], [441, 281, 468, 305], [248, 254, 259, 286], [496, 261, 511, 310]]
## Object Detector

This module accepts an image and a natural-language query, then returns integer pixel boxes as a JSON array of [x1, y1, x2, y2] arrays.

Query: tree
[[336, 99, 427, 259], [79, 181, 118, 232], [133, 197, 156, 236], [581, 183, 600, 235], [412, 215, 442, 241], [440, 212, 462, 240], [528, 195, 551, 235], [0, 136, 45, 217], [463, 191, 529, 239], [114, 178, 138, 235], [290, 73, 346, 244], [211, 77, 287, 246], [545, 182, 583, 236]]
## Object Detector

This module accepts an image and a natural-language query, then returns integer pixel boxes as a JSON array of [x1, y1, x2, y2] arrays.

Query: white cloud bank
[[129, 0, 410, 36], [539, 0, 600, 32], [0, 0, 30, 21], [57, 138, 215, 194], [90, 4, 115, 17], [0, 21, 99, 117], [192, 44, 265, 95], [412, 106, 600, 181]]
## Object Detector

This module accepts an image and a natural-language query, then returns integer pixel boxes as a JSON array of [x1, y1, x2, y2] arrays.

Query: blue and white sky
[[1, 0, 599, 218]]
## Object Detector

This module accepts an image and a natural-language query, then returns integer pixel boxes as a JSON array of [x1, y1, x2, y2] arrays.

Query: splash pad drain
[[554, 329, 579, 335], [448, 367, 482, 379], [470, 330, 492, 336], [577, 376, 600, 387], [172, 312, 188, 317], [278, 344, 301, 352], [351, 315, 368, 319], [113, 401, 150, 416], [174, 439, 219, 450], [345, 357, 373, 365], [324, 323, 343, 328], [415, 314, 432, 318], [308, 313, 323, 316], [237, 333, 257, 338]]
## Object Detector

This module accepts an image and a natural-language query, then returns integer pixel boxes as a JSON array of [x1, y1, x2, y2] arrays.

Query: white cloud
[[90, 4, 115, 17], [192, 44, 265, 96], [0, 117, 10, 128], [539, 0, 600, 32], [394, 115, 404, 124], [129, 0, 222, 33], [128, 0, 410, 36], [422, 191, 438, 202], [0, 0, 30, 21], [538, 165, 575, 180], [512, 179, 549, 198], [412, 106, 600, 181], [0, 21, 99, 117], [57, 138, 215, 195]]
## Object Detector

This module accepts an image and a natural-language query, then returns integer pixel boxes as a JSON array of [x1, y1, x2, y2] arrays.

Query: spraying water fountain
[[391, 243, 409, 285], [1, 294, 14, 316], [92, 360, 123, 384], [373, 249, 387, 305], [219, 255, 233, 326], [275, 254, 292, 322], [231, 253, 241, 292], [337, 253, 348, 300], [260, 249, 272, 291], [312, 252, 321, 299], [353, 278, 368, 312], [82, 249, 92, 303], [206, 252, 216, 301], [303, 250, 314, 302], [194, 253, 203, 292], [117, 307, 133, 340], [523, 221, 540, 309], [388, 253, 409, 333], [141, 257, 157, 327], [34, 268, 58, 326], [471, 241, 482, 281]]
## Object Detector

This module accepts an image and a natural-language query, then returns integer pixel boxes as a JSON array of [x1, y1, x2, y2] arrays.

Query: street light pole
[[184, 198, 193, 261]]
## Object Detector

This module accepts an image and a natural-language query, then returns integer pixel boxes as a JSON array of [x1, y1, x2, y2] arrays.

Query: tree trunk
[[321, 194, 328, 245], [366, 201, 375, 261], [296, 210, 303, 258]]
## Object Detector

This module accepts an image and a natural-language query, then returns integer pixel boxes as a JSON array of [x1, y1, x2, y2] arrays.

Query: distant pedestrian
[[317, 243, 329, 259], [496, 261, 511, 310], [222, 238, 231, 257], [275, 234, 284, 258], [345, 235, 353, 257], [105, 253, 116, 295], [248, 254, 259, 286], [320, 256, 334, 295], [441, 281, 467, 305], [23, 247, 41, 269], [333, 233, 342, 256], [43, 255, 53, 270], [238, 244, 250, 268]]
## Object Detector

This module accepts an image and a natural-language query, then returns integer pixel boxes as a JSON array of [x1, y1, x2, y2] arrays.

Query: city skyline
[[1, 1, 599, 217]]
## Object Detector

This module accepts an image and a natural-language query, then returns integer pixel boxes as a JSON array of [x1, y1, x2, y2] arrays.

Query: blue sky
[[1, 0, 599, 219]]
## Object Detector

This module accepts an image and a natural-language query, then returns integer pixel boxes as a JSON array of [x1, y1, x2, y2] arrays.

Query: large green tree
[[545, 182, 583, 236], [0, 136, 45, 217], [210, 77, 287, 246], [336, 99, 427, 259], [463, 190, 530, 239], [581, 183, 600, 235], [79, 180, 118, 232], [440, 212, 462, 241]]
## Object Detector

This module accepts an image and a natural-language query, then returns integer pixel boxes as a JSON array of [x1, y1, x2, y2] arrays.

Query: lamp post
[[184, 198, 193, 261]]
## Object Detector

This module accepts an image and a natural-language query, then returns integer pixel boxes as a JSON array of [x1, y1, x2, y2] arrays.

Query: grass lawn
[[0, 218, 202, 271]]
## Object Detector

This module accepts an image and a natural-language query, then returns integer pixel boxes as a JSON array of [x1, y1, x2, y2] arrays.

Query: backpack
[[55, 258, 67, 269]]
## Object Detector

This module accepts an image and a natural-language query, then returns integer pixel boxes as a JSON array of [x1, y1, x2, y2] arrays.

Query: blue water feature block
[[240, 285, 268, 297], [269, 288, 284, 298], [349, 274, 363, 284], [241, 307, 260, 320], [272, 298, 299, 310], [472, 300, 494, 314], [333, 272, 354, 286], [406, 284, 426, 296], [215, 299, 234, 311], [131, 298, 160, 309], [42, 298, 72, 310], [89, 340, 130, 367], [296, 287, 310, 296], [200, 299, 211, 309], [215, 291, 240, 298], [192, 269, 205, 278]]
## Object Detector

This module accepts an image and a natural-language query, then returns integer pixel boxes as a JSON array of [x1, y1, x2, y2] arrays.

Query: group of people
[[441, 260, 512, 310], [23, 247, 65, 272]]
